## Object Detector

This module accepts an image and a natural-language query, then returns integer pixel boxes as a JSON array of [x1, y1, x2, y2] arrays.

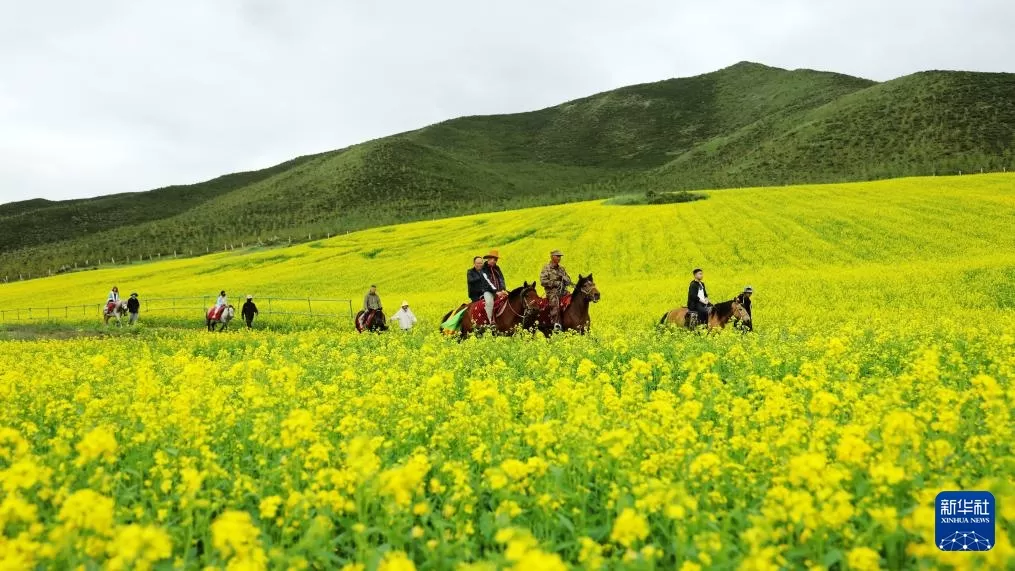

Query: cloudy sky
[[1, 0, 1011, 204]]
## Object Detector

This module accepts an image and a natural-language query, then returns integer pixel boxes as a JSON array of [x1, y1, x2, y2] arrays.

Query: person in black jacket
[[686, 268, 711, 326], [241, 295, 259, 329], [466, 256, 486, 302], [480, 250, 507, 324], [734, 286, 753, 331], [126, 293, 140, 326]]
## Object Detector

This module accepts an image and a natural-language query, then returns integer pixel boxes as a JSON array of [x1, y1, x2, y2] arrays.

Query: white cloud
[[1, 0, 1012, 203]]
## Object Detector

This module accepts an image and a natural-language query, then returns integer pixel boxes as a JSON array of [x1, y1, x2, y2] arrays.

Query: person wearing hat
[[540, 249, 573, 332], [687, 268, 711, 326], [734, 286, 754, 332], [241, 295, 259, 329], [480, 250, 508, 325], [390, 300, 417, 331], [126, 292, 140, 326]]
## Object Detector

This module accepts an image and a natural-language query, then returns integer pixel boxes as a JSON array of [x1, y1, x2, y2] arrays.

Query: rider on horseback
[[687, 268, 711, 326], [539, 249, 572, 332], [467, 256, 486, 303], [480, 250, 507, 325]]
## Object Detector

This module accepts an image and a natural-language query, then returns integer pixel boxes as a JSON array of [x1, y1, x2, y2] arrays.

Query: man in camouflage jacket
[[539, 249, 572, 332]]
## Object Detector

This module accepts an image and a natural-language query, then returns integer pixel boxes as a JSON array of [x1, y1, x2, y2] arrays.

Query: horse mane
[[508, 283, 531, 299], [712, 299, 736, 318]]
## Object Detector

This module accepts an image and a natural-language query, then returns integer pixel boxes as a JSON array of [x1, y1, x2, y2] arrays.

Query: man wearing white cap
[[390, 300, 417, 331]]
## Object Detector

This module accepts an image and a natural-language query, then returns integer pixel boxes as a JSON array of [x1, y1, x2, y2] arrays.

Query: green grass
[[3, 62, 1014, 279]]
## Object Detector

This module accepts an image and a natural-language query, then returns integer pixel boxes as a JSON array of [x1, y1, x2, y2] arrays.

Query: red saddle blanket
[[468, 295, 512, 326], [207, 306, 225, 320], [105, 301, 117, 313], [535, 294, 572, 321]]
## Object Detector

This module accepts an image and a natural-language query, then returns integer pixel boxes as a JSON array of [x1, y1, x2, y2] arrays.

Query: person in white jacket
[[390, 301, 417, 331]]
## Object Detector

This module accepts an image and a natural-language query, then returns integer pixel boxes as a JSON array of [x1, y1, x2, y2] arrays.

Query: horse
[[453, 281, 540, 338], [103, 300, 129, 326], [206, 305, 236, 332], [659, 299, 750, 332], [355, 309, 389, 333], [527, 274, 601, 336]]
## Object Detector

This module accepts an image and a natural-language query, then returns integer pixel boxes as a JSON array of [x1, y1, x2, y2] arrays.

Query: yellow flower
[[75, 426, 118, 465], [259, 496, 283, 519], [846, 547, 881, 571], [610, 508, 650, 547], [58, 489, 115, 535], [105, 524, 173, 571], [211, 510, 267, 571], [378, 551, 416, 571]]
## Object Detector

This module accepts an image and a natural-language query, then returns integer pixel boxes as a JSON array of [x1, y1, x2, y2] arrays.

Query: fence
[[0, 296, 354, 323]]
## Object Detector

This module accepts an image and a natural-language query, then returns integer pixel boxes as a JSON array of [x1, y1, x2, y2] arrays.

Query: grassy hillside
[[3, 62, 1014, 280]]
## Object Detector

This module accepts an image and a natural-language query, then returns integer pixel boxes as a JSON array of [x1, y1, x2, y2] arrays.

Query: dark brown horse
[[528, 274, 601, 336], [660, 299, 750, 332], [451, 282, 540, 338]]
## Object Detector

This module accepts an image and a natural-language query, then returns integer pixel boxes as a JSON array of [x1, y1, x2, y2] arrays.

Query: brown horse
[[528, 274, 601, 336], [455, 282, 540, 338], [660, 299, 750, 332]]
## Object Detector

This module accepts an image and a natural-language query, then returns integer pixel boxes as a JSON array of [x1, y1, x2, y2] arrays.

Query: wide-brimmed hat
[[550, 250, 563, 257], [401, 300, 409, 307], [246, 294, 253, 299], [743, 286, 754, 293], [130, 292, 138, 297], [483, 250, 500, 259]]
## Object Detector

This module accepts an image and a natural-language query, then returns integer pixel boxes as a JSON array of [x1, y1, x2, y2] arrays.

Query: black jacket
[[687, 280, 709, 310], [241, 301, 258, 318], [126, 297, 140, 312], [467, 268, 486, 302], [482, 264, 507, 293]]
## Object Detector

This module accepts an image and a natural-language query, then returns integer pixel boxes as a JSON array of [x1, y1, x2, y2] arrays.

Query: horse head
[[576, 274, 601, 303], [731, 300, 751, 323]]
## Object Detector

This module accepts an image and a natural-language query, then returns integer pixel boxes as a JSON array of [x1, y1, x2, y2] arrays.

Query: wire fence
[[0, 296, 354, 324]]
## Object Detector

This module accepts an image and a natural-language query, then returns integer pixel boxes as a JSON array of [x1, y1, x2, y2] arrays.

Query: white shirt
[[390, 308, 417, 330], [697, 287, 708, 304], [216, 295, 227, 307]]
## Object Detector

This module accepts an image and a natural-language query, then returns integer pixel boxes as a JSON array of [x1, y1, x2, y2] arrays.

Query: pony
[[103, 300, 129, 326], [355, 309, 389, 333], [659, 299, 750, 332], [445, 281, 540, 338], [206, 305, 235, 332], [527, 274, 601, 336]]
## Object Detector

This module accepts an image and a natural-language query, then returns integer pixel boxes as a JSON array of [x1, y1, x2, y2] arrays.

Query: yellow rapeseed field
[[1, 174, 1014, 569]]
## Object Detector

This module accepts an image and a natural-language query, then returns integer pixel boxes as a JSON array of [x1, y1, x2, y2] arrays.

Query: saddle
[[535, 294, 572, 321], [207, 306, 225, 320], [469, 295, 512, 326], [105, 301, 117, 313]]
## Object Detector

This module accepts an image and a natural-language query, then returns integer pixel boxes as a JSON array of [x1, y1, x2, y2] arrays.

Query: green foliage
[[3, 62, 1014, 279]]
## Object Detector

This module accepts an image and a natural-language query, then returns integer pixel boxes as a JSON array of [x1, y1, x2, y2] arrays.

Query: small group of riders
[[207, 290, 259, 329], [104, 286, 140, 325], [465, 249, 572, 332]]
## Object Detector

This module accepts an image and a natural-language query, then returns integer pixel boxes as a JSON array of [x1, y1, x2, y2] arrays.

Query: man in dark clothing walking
[[466, 256, 486, 302], [241, 295, 259, 329], [687, 268, 711, 326], [126, 293, 140, 326], [734, 286, 753, 332]]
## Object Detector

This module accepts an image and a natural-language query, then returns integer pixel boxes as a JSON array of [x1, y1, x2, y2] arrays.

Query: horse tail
[[659, 311, 669, 325]]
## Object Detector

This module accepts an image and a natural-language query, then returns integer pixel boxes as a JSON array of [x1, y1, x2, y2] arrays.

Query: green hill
[[3, 61, 1014, 280]]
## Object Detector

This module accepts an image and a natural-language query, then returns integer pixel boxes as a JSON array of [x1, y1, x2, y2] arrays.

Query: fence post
[[308, 298, 312, 316], [268, 298, 272, 315], [172, 298, 176, 315], [65, 306, 68, 318], [347, 300, 353, 319]]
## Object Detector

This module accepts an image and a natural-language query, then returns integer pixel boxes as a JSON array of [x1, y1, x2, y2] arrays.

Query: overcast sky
[[1, 0, 1012, 204]]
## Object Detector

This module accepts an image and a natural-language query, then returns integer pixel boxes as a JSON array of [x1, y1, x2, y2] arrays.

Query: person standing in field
[[734, 286, 754, 331], [687, 268, 711, 326], [540, 249, 573, 332], [126, 292, 140, 325], [467, 256, 486, 302], [390, 301, 417, 331], [241, 295, 259, 329], [481, 250, 508, 325]]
